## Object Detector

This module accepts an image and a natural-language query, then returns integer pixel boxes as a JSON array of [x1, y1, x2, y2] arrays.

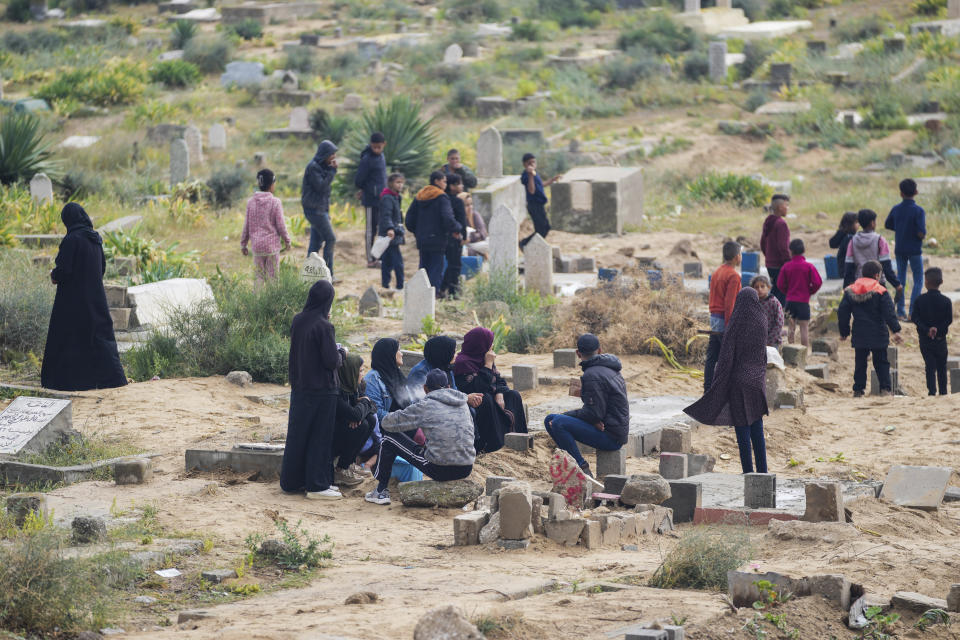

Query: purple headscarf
[[684, 287, 769, 427], [453, 327, 494, 376]]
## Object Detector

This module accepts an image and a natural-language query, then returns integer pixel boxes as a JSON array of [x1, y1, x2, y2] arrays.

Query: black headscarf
[[303, 279, 335, 317], [371, 337, 408, 409], [423, 335, 457, 372], [61, 202, 101, 244], [339, 353, 363, 397]]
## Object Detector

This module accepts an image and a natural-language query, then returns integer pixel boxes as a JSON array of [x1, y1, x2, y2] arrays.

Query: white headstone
[[300, 252, 332, 283], [443, 43, 463, 64], [477, 126, 503, 179], [523, 233, 553, 297], [208, 123, 226, 150], [0, 397, 72, 456], [289, 107, 309, 130], [402, 269, 435, 334], [489, 205, 518, 287], [220, 60, 265, 88], [683, 0, 700, 12], [29, 173, 53, 204], [170, 138, 189, 187], [709, 41, 728, 83], [950, 0, 960, 19], [184, 125, 203, 164], [342, 93, 363, 111]]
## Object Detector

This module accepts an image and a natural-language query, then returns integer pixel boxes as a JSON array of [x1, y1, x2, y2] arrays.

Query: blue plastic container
[[461, 255, 483, 279], [598, 267, 619, 282], [741, 251, 760, 274], [824, 255, 839, 279], [741, 271, 757, 287]]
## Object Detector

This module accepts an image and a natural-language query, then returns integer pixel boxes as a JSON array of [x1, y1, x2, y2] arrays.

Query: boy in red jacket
[[704, 241, 741, 391], [777, 239, 822, 347], [760, 194, 791, 306]]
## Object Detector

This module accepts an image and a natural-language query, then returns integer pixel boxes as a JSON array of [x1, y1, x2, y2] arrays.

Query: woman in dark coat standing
[[281, 279, 344, 499], [684, 287, 769, 473], [453, 327, 527, 454], [41, 203, 127, 391]]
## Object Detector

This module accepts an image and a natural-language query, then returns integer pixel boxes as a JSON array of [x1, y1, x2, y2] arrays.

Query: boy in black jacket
[[838, 260, 903, 397], [405, 171, 460, 294], [378, 172, 405, 290], [441, 174, 467, 298], [912, 267, 953, 395], [355, 132, 387, 267]]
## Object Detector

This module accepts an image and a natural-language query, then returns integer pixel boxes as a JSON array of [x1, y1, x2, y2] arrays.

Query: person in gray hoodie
[[365, 369, 477, 505], [301, 140, 338, 275]]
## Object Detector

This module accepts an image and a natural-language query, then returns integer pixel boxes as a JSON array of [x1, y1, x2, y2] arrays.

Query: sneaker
[[879, 389, 893, 397], [579, 461, 594, 478], [306, 488, 342, 500], [334, 467, 364, 487], [350, 463, 372, 478], [365, 489, 391, 505], [853, 390, 864, 398]]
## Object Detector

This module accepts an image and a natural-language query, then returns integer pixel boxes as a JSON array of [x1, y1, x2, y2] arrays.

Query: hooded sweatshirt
[[564, 354, 630, 445], [354, 145, 387, 208], [378, 187, 404, 246], [288, 280, 342, 392], [837, 277, 901, 349], [843, 230, 900, 288], [380, 388, 476, 466], [405, 185, 459, 252], [242, 191, 291, 256], [760, 214, 791, 268], [301, 140, 338, 212]]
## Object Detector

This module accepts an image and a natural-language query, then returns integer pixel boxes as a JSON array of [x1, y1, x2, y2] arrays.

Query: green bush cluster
[[617, 13, 698, 55], [604, 49, 661, 89], [444, 0, 504, 22], [169, 19, 198, 49], [3, 0, 31, 22], [206, 166, 251, 208], [913, 0, 946, 15], [0, 28, 65, 53], [36, 61, 147, 106], [148, 59, 201, 88], [686, 173, 773, 208], [309, 109, 352, 145], [341, 95, 437, 183], [229, 18, 263, 40], [468, 269, 555, 353], [537, 0, 608, 28], [0, 251, 54, 359], [184, 35, 233, 74], [284, 45, 317, 73]]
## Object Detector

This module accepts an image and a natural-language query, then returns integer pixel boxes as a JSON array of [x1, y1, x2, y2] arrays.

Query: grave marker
[[683, 0, 700, 12], [0, 397, 72, 456], [443, 43, 463, 64], [709, 41, 727, 83], [184, 125, 203, 164], [289, 107, 309, 130], [30, 173, 53, 204], [402, 269, 435, 334], [170, 139, 189, 187], [208, 123, 227, 151], [476, 126, 503, 179], [488, 205, 518, 286], [880, 465, 951, 509], [523, 233, 553, 297], [951, 0, 960, 19]]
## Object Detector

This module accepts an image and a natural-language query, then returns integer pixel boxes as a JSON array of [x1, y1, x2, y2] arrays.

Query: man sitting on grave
[[544, 334, 630, 479], [365, 369, 476, 506]]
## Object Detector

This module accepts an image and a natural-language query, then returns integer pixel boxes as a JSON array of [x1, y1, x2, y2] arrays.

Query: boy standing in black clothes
[[519, 153, 560, 250], [442, 174, 467, 298], [912, 267, 953, 395]]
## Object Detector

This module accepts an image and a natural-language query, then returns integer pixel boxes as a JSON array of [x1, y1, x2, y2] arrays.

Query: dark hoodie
[[837, 277, 901, 350], [405, 185, 459, 252], [378, 187, 404, 246], [301, 140, 338, 212], [289, 280, 342, 392], [760, 214, 791, 269], [354, 145, 387, 208], [564, 354, 630, 445]]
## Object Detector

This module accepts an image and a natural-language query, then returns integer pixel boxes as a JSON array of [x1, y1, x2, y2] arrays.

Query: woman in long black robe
[[40, 203, 127, 391]]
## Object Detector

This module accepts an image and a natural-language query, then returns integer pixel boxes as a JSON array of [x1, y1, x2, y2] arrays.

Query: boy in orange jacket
[[704, 241, 741, 391]]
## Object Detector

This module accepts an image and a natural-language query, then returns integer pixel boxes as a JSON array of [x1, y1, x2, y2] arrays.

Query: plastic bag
[[370, 235, 392, 260]]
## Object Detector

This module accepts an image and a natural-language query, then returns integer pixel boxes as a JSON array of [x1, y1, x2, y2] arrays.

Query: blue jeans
[[734, 419, 767, 474], [895, 253, 923, 317], [304, 209, 336, 276], [419, 250, 445, 291], [544, 413, 620, 467]]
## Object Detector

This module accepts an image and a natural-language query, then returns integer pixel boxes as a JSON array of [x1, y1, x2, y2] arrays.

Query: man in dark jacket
[[441, 148, 478, 191], [405, 171, 461, 293], [355, 132, 387, 267], [838, 260, 903, 397], [441, 174, 467, 298], [760, 194, 791, 306], [544, 334, 630, 478], [378, 172, 405, 290], [301, 140, 338, 275], [885, 178, 926, 319]]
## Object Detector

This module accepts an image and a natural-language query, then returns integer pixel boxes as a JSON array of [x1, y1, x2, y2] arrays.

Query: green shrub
[[206, 166, 250, 208], [682, 52, 709, 81], [101, 225, 199, 272], [536, 0, 603, 28], [648, 526, 752, 590], [284, 45, 316, 73], [0, 112, 57, 186], [0, 251, 54, 358], [738, 40, 774, 79], [4, 0, 31, 22], [449, 80, 481, 111], [148, 59, 201, 88], [0, 28, 64, 53], [36, 61, 147, 106], [913, 0, 946, 14], [444, 0, 504, 21], [169, 19, 198, 49], [862, 92, 908, 130], [783, 94, 866, 148], [733, 0, 767, 20], [686, 173, 773, 208], [603, 49, 660, 89], [468, 268, 555, 354], [184, 35, 233, 74], [247, 519, 333, 569], [509, 20, 557, 41], [834, 15, 885, 42], [341, 95, 437, 182], [309, 109, 352, 145], [617, 13, 698, 55], [58, 169, 104, 200], [744, 90, 767, 112], [230, 17, 263, 40]]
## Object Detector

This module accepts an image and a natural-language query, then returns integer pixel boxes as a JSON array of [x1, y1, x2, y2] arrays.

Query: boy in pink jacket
[[777, 238, 822, 347], [241, 169, 292, 283]]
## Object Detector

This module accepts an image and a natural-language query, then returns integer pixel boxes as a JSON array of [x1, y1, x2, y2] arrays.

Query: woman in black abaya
[[41, 203, 127, 391]]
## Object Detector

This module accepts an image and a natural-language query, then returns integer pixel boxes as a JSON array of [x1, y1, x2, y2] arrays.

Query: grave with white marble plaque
[[0, 397, 72, 457]]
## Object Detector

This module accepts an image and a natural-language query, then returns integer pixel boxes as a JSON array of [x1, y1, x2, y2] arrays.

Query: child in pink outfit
[[241, 169, 291, 283], [776, 238, 822, 347]]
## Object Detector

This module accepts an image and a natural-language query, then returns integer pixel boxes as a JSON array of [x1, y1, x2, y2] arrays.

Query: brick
[[600, 515, 623, 546], [454, 511, 490, 546], [744, 473, 776, 509], [808, 574, 851, 610], [498, 482, 533, 540], [485, 476, 515, 495], [104, 284, 127, 307], [880, 465, 951, 509], [775, 389, 803, 409], [662, 481, 701, 523], [766, 367, 782, 406], [659, 426, 691, 453], [887, 346, 898, 370], [580, 520, 601, 549], [496, 538, 530, 550], [504, 432, 534, 452], [511, 364, 538, 391], [596, 448, 626, 477], [891, 591, 948, 613], [109, 307, 131, 331], [948, 356, 960, 370], [545, 492, 566, 519], [626, 432, 643, 457], [625, 631, 667, 640], [642, 429, 661, 454], [619, 513, 638, 542], [802, 481, 843, 522], [811, 337, 838, 357], [947, 584, 960, 612], [544, 518, 585, 545], [603, 474, 629, 495], [531, 496, 544, 534], [553, 349, 578, 368], [804, 364, 828, 380], [659, 452, 687, 480], [687, 453, 715, 476], [781, 344, 807, 368], [871, 368, 898, 395], [951, 367, 960, 393], [114, 458, 153, 485], [663, 626, 685, 640]]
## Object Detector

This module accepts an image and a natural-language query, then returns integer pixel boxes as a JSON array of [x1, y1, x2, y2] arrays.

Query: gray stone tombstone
[[770, 63, 792, 87], [208, 123, 227, 151], [951, 0, 960, 19], [184, 125, 203, 165], [170, 138, 190, 187], [289, 107, 309, 130], [443, 43, 463, 64], [477, 126, 503, 179], [29, 173, 53, 205], [402, 269, 435, 334], [358, 286, 382, 317], [709, 41, 727, 83], [489, 205, 519, 286], [0, 397, 72, 456], [220, 61, 265, 88], [683, 0, 700, 12], [523, 234, 553, 297]]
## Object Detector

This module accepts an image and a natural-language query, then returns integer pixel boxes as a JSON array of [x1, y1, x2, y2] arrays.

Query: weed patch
[[648, 526, 752, 590]]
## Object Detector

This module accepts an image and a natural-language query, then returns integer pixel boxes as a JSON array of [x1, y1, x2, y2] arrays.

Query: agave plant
[[340, 95, 437, 182], [0, 112, 58, 187], [170, 19, 198, 50]]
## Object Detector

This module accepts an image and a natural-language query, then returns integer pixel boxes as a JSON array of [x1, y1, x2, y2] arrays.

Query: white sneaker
[[306, 488, 342, 500], [364, 489, 391, 505]]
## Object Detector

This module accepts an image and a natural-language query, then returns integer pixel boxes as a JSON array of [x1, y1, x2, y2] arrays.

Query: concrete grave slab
[[880, 465, 951, 509], [0, 397, 72, 456], [549, 166, 643, 235], [126, 278, 215, 329]]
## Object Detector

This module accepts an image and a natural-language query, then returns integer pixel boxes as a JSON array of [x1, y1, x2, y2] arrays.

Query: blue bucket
[[824, 255, 839, 280], [461, 255, 483, 279], [741, 252, 760, 274], [741, 271, 757, 287], [598, 267, 619, 282]]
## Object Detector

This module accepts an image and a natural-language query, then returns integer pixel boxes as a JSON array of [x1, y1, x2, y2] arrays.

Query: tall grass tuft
[[648, 526, 752, 591], [468, 268, 555, 353], [686, 173, 772, 208], [0, 250, 55, 358]]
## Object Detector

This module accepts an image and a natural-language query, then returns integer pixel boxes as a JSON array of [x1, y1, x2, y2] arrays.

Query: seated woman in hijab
[[41, 203, 127, 391], [453, 327, 528, 454], [364, 338, 415, 423], [331, 353, 377, 488], [408, 335, 485, 407]]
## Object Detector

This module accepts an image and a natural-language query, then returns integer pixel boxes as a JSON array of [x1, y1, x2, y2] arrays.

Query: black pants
[[304, 209, 336, 276], [332, 413, 375, 471], [280, 389, 338, 493], [703, 334, 723, 392], [767, 266, 786, 306], [853, 347, 890, 393], [441, 239, 462, 296], [734, 419, 767, 473], [920, 338, 948, 395], [380, 244, 404, 289], [374, 431, 472, 492], [520, 201, 550, 249], [419, 250, 445, 291]]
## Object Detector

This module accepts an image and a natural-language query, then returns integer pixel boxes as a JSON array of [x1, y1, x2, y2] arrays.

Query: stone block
[[871, 368, 898, 395], [808, 574, 851, 610], [504, 432, 534, 452], [765, 367, 782, 407], [775, 389, 803, 409], [812, 337, 839, 357], [891, 591, 948, 613], [887, 346, 898, 370], [625, 631, 667, 640], [531, 495, 544, 534], [781, 344, 807, 368], [801, 481, 843, 522], [744, 473, 776, 509], [454, 511, 490, 546], [399, 479, 483, 508], [683, 262, 702, 278], [544, 492, 566, 519], [619, 513, 638, 542], [498, 481, 533, 540], [603, 474, 629, 495], [642, 429, 661, 455], [661, 626, 685, 640], [600, 515, 623, 546], [659, 452, 688, 480], [804, 364, 828, 380], [496, 538, 530, 550], [596, 448, 626, 477], [226, 371, 253, 387], [659, 426, 691, 453], [728, 570, 810, 608], [201, 569, 238, 584], [687, 453, 715, 476], [880, 465, 951, 509], [511, 364, 537, 391], [952, 367, 960, 393], [550, 166, 643, 235], [5, 493, 47, 527], [114, 458, 153, 485], [544, 518, 585, 545], [948, 356, 960, 370], [580, 519, 601, 549], [553, 348, 578, 368], [947, 584, 960, 612], [177, 610, 212, 623], [104, 284, 127, 307], [621, 473, 671, 505], [72, 516, 107, 543], [662, 481, 701, 523]]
